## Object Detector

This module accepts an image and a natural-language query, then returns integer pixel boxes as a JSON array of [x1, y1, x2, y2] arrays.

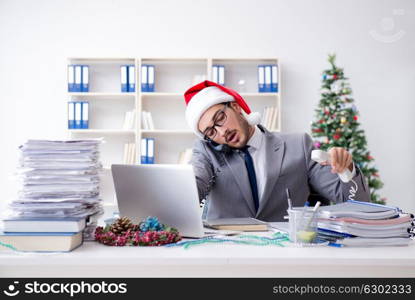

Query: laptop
[[111, 164, 205, 238]]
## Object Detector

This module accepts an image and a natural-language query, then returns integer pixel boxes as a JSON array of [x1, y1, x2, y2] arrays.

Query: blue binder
[[67, 65, 75, 92], [74, 65, 82, 92], [68, 102, 75, 129], [271, 64, 278, 92], [141, 65, 148, 92], [140, 138, 148, 164], [81, 65, 89, 92], [121, 65, 128, 92], [128, 65, 135, 92], [74, 102, 82, 129], [147, 138, 155, 164], [81, 101, 89, 129], [258, 65, 265, 92], [264, 65, 272, 92], [212, 65, 219, 84], [148, 65, 155, 92]]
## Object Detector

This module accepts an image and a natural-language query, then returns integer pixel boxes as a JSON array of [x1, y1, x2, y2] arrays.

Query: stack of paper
[[177, 148, 192, 164], [260, 106, 278, 131], [317, 200, 415, 247], [122, 110, 136, 130], [123, 143, 136, 164], [0, 139, 104, 250], [141, 110, 155, 130]]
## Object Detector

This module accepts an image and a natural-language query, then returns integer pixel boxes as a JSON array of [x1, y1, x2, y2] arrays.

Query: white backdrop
[[0, 0, 414, 212]]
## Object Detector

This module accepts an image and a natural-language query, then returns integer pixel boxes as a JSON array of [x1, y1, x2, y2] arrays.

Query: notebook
[[1, 217, 86, 233], [203, 218, 268, 231], [0, 232, 83, 252], [318, 200, 400, 219], [335, 237, 413, 247], [317, 222, 411, 238]]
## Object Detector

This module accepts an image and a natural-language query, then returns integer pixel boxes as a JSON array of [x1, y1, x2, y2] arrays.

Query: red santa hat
[[184, 80, 261, 138]]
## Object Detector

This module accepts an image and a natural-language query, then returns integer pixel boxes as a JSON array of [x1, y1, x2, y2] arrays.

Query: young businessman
[[184, 80, 370, 221]]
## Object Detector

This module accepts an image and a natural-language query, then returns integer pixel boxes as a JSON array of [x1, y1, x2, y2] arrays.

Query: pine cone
[[109, 217, 135, 234]]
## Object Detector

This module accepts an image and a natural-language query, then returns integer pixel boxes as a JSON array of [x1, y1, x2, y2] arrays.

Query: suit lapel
[[224, 151, 256, 216], [256, 132, 285, 217]]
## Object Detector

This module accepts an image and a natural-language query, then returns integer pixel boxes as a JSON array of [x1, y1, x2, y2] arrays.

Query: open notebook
[[203, 218, 268, 231]]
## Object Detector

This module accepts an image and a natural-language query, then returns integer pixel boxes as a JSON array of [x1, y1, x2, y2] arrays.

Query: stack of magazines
[[0, 139, 104, 252], [317, 200, 415, 247]]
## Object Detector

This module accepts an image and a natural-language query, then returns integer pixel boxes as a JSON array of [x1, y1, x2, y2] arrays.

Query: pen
[[304, 201, 321, 230], [299, 200, 310, 227], [286, 188, 292, 210], [328, 242, 343, 248]]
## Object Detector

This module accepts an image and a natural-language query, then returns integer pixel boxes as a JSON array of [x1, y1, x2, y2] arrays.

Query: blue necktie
[[241, 146, 259, 212]]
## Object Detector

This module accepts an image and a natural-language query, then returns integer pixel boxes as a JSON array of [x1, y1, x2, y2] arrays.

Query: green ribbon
[[167, 232, 290, 249]]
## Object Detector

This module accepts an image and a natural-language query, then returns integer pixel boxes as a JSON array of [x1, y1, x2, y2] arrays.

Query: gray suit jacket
[[190, 126, 370, 221]]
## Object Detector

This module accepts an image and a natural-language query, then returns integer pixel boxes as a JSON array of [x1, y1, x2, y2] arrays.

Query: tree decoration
[[311, 54, 386, 204], [95, 216, 181, 246], [108, 216, 137, 234]]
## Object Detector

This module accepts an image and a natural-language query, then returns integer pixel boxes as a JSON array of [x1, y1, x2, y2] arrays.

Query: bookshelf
[[67, 57, 281, 168]]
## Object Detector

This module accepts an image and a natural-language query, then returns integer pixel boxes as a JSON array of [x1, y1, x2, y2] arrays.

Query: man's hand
[[319, 147, 353, 174]]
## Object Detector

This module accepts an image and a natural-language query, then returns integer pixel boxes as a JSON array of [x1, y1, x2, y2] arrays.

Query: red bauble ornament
[[333, 74, 337, 79], [319, 119, 324, 124], [324, 110, 330, 115], [333, 134, 341, 140], [353, 115, 358, 121], [367, 155, 373, 160]]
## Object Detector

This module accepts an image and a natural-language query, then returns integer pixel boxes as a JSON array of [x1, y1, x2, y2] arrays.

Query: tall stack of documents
[[317, 200, 414, 247], [0, 139, 104, 251]]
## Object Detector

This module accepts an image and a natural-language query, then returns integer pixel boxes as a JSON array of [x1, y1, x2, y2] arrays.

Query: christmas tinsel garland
[[95, 216, 182, 246]]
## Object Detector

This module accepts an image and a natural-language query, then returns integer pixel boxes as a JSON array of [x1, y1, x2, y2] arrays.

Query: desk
[[1, 239, 414, 277]]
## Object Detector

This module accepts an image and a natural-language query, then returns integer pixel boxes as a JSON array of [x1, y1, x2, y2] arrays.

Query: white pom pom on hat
[[184, 80, 261, 138]]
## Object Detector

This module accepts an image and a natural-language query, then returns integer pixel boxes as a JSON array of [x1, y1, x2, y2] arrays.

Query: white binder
[[67, 65, 75, 92], [74, 102, 82, 129], [74, 65, 82, 92], [128, 65, 135, 92]]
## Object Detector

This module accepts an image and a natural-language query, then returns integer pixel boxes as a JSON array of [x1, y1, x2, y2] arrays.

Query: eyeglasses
[[203, 104, 229, 141]]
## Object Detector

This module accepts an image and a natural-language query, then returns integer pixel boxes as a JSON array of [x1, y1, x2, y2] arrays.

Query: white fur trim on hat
[[245, 111, 262, 126]]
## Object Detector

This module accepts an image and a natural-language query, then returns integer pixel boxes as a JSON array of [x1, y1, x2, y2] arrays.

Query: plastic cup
[[287, 207, 319, 244]]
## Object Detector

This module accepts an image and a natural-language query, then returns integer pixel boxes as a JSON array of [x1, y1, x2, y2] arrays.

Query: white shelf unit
[[67, 57, 281, 167], [67, 58, 138, 169]]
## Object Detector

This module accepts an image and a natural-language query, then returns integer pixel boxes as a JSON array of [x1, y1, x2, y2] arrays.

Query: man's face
[[197, 102, 251, 148]]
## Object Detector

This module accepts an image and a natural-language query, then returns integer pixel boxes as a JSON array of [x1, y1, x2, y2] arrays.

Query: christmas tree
[[311, 54, 385, 204]]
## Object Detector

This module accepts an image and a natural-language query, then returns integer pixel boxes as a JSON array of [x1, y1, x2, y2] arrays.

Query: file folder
[[67, 102, 75, 129], [121, 65, 128, 92], [147, 138, 155, 164], [264, 65, 272, 92], [74, 102, 82, 129], [141, 138, 147, 164], [81, 101, 89, 129], [74, 65, 82, 92], [218, 65, 225, 85], [271, 64, 278, 92], [67, 65, 75, 92], [148, 65, 155, 92], [141, 65, 148, 92], [128, 65, 135, 92], [212, 65, 218, 84], [258, 65, 265, 92], [81, 65, 89, 92]]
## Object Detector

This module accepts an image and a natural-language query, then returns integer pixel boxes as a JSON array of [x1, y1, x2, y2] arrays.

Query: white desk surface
[[1, 235, 414, 277]]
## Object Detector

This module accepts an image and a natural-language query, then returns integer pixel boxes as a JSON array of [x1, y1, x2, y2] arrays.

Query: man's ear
[[230, 102, 242, 113]]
